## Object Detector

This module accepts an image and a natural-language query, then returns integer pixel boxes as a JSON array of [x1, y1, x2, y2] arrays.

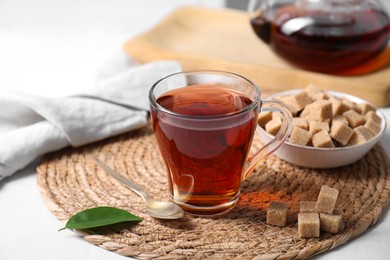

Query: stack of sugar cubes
[[266, 185, 344, 238], [298, 185, 343, 237], [258, 85, 382, 148]]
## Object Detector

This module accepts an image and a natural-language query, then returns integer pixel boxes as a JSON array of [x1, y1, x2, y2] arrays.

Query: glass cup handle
[[243, 100, 292, 179]]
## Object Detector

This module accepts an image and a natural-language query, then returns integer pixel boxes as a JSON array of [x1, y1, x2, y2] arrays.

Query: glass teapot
[[248, 0, 390, 74]]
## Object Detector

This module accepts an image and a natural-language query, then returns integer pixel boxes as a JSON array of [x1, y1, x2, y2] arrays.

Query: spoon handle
[[91, 156, 149, 201]]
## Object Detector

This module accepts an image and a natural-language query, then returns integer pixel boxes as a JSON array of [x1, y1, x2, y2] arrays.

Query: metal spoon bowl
[[91, 156, 184, 220]]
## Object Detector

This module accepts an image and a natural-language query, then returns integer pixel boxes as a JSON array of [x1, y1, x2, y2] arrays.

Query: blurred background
[[226, 0, 390, 10], [0, 0, 225, 97], [1, 0, 389, 98], [1, 1, 389, 260]]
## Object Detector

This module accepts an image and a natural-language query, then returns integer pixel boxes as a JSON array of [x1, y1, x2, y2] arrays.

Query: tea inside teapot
[[250, 0, 390, 74]]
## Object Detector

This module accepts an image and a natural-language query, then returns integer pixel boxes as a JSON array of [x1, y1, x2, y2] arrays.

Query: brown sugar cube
[[319, 213, 344, 234], [312, 130, 335, 148], [343, 110, 365, 128], [358, 102, 376, 115], [291, 91, 312, 110], [365, 118, 382, 136], [332, 115, 349, 126], [329, 97, 349, 115], [315, 185, 339, 214], [311, 92, 329, 101], [289, 127, 312, 146], [275, 96, 298, 116], [301, 100, 333, 122], [293, 117, 308, 130], [265, 118, 282, 136], [341, 97, 354, 110], [330, 121, 354, 146], [258, 111, 272, 127], [364, 111, 382, 124], [305, 84, 323, 96], [309, 121, 330, 134], [298, 213, 320, 238], [293, 91, 313, 106], [352, 104, 363, 114], [278, 92, 311, 115], [274, 95, 289, 105], [300, 201, 317, 213], [348, 126, 374, 145], [266, 201, 288, 227], [272, 111, 284, 121]]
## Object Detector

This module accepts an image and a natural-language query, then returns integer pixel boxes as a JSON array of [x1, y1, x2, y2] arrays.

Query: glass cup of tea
[[149, 71, 292, 216], [248, 0, 390, 74]]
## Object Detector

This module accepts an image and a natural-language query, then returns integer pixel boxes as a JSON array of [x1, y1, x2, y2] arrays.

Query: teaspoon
[[91, 156, 184, 220]]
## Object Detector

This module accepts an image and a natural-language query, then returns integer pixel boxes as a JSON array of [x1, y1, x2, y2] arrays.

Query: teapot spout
[[250, 14, 272, 44]]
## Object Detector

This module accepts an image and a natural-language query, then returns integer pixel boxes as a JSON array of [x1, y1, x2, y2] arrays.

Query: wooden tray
[[123, 6, 390, 107]]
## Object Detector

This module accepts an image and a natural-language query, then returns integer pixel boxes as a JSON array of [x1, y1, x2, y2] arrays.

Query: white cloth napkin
[[0, 58, 182, 181]]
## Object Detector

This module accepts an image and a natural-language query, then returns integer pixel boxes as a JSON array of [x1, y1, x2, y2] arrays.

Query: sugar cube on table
[[289, 127, 312, 146], [301, 100, 333, 122], [300, 201, 317, 213], [343, 110, 365, 128], [315, 185, 339, 214], [298, 213, 320, 238], [319, 213, 344, 234], [312, 130, 335, 148], [330, 121, 354, 146], [266, 201, 288, 227]]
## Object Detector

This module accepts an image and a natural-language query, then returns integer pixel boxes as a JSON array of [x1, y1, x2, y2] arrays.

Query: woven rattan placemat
[[37, 125, 390, 259]]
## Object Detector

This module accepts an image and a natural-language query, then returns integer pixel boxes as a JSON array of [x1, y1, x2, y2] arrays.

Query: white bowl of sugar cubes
[[258, 85, 387, 168]]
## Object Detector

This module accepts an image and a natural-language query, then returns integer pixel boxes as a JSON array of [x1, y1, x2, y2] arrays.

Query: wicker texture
[[37, 126, 390, 259]]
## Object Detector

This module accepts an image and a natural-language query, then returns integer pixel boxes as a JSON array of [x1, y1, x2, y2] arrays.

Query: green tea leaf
[[59, 206, 142, 231]]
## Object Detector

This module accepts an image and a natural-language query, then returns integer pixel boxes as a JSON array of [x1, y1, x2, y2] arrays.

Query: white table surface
[[1, 1, 389, 259]]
